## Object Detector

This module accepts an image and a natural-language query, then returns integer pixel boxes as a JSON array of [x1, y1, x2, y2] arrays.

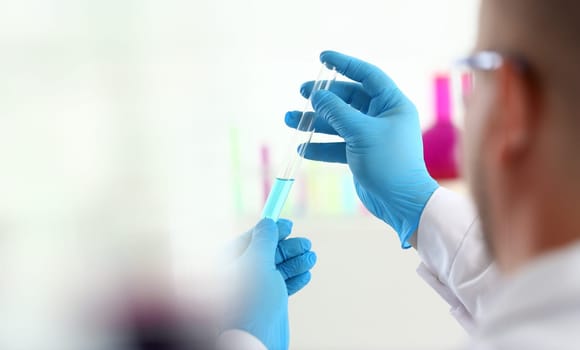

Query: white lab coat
[[419, 187, 580, 350], [219, 187, 580, 349]]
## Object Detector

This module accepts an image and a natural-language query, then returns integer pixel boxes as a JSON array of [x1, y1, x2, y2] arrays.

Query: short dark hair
[[492, 0, 580, 109]]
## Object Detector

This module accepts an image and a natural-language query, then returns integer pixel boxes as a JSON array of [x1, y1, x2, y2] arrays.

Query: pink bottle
[[422, 74, 461, 180]]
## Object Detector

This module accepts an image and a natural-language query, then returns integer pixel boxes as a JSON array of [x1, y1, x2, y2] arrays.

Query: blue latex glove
[[224, 218, 316, 295], [285, 51, 439, 248], [223, 219, 316, 350]]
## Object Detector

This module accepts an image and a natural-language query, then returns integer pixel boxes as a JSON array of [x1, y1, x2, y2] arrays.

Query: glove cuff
[[394, 180, 440, 249]]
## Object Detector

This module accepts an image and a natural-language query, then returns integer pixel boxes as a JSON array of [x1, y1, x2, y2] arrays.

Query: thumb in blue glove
[[285, 51, 439, 248], [222, 218, 316, 296]]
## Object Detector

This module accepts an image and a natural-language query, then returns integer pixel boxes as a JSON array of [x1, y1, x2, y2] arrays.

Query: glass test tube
[[261, 64, 338, 221]]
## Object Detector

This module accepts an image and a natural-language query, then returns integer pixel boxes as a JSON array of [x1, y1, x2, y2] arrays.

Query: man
[[221, 0, 580, 349]]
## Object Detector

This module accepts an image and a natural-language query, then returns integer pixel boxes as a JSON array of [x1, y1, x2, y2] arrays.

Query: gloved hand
[[222, 219, 316, 350], [285, 51, 439, 248], [223, 218, 316, 295]]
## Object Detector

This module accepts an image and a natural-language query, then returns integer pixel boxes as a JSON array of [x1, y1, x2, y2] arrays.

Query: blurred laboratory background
[[0, 0, 478, 349]]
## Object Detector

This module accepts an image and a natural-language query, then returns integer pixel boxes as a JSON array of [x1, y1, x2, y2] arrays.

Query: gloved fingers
[[286, 271, 312, 296], [276, 218, 293, 241], [311, 89, 367, 139], [301, 142, 347, 163], [275, 237, 312, 265], [300, 81, 371, 114], [277, 251, 317, 281], [285, 111, 338, 136], [320, 51, 399, 99], [249, 219, 279, 265]]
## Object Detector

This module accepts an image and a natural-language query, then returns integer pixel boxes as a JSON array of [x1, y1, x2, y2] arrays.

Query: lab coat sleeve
[[415, 187, 498, 332], [216, 330, 268, 350]]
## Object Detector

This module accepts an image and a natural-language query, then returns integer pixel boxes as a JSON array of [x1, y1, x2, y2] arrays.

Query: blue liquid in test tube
[[261, 178, 295, 221], [260, 64, 337, 221]]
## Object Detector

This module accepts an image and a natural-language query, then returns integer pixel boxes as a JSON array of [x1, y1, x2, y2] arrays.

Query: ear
[[496, 60, 536, 162]]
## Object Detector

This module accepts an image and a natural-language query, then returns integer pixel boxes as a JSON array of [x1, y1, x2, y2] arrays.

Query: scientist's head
[[465, 0, 580, 273]]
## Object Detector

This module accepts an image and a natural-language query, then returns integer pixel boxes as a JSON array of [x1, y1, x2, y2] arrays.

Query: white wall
[[0, 0, 479, 348]]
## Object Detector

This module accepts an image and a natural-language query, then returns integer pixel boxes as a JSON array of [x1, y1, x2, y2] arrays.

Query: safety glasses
[[453, 50, 529, 100], [448, 51, 509, 124], [456, 51, 506, 71]]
